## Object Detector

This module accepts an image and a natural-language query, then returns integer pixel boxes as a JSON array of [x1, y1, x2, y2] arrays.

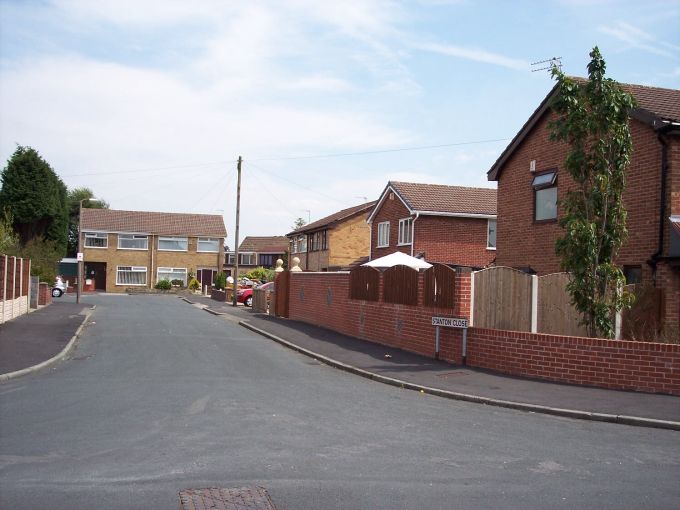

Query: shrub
[[244, 266, 275, 282], [170, 279, 184, 287], [214, 271, 227, 290], [155, 279, 172, 290], [188, 278, 200, 291]]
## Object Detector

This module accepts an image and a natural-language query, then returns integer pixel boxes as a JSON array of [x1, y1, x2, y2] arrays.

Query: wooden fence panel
[[349, 266, 380, 301], [537, 272, 589, 337], [621, 284, 664, 341], [473, 267, 532, 331], [383, 265, 418, 305], [423, 263, 456, 308]]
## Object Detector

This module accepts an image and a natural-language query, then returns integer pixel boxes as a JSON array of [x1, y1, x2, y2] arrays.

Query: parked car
[[236, 287, 253, 307], [52, 276, 66, 298]]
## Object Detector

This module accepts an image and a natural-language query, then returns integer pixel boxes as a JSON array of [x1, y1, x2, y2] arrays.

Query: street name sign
[[432, 316, 468, 328]]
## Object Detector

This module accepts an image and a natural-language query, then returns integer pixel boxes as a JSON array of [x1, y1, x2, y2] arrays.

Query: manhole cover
[[179, 486, 277, 510]]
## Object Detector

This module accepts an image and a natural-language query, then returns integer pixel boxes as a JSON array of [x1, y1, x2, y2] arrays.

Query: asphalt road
[[1, 295, 678, 509]]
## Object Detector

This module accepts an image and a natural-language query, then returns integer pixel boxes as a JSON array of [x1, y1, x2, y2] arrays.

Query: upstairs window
[[226, 253, 236, 265], [158, 236, 188, 251], [398, 218, 412, 245], [309, 230, 327, 252], [487, 219, 497, 249], [533, 170, 557, 221], [239, 253, 255, 265], [118, 234, 148, 250], [197, 237, 220, 253], [377, 222, 390, 247], [84, 232, 108, 248]]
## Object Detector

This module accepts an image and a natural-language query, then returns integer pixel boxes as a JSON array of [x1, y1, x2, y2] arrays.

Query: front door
[[197, 268, 217, 286], [85, 262, 107, 290]]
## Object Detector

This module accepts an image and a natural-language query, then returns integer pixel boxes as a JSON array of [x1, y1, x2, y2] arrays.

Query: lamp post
[[76, 197, 99, 304]]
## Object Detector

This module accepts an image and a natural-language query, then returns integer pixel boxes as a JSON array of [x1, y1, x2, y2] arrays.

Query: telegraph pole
[[232, 156, 242, 307]]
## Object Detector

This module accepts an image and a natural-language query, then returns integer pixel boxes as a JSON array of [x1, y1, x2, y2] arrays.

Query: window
[[377, 222, 390, 247], [487, 219, 497, 249], [226, 253, 236, 265], [533, 170, 557, 221], [309, 230, 327, 252], [116, 266, 146, 286], [623, 265, 642, 285], [118, 234, 148, 250], [240, 253, 255, 265], [259, 254, 277, 267], [298, 235, 307, 253], [398, 218, 412, 245], [84, 232, 107, 248], [197, 237, 220, 253], [157, 267, 187, 286], [158, 236, 188, 251]]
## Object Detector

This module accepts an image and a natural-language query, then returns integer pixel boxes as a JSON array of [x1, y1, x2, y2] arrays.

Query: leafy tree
[[67, 187, 109, 256], [291, 217, 306, 230], [0, 212, 19, 254], [16, 237, 62, 283], [550, 47, 635, 338], [0, 146, 69, 255], [214, 271, 227, 290]]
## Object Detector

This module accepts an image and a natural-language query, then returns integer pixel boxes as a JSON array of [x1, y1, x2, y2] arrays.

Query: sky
[[1, 0, 679, 247]]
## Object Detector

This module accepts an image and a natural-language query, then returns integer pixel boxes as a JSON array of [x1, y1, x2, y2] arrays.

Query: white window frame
[[487, 219, 497, 250], [226, 253, 236, 265], [116, 266, 147, 286], [157, 267, 187, 286], [239, 252, 256, 265], [377, 222, 390, 248], [298, 235, 307, 253], [117, 234, 148, 250], [197, 237, 220, 253], [158, 236, 188, 252], [398, 218, 412, 246], [84, 232, 108, 249]]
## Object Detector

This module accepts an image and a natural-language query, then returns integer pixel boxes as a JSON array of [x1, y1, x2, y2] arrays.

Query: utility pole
[[232, 156, 242, 307]]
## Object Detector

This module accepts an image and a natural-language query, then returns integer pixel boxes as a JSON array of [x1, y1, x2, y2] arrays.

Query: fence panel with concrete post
[[1, 254, 31, 324]]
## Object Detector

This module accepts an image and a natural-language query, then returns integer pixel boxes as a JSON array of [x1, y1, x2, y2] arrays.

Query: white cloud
[[414, 41, 529, 70], [598, 21, 680, 58]]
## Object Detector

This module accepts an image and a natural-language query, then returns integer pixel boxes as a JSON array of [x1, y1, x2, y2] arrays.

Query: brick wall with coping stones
[[370, 191, 495, 266], [38, 282, 52, 305], [287, 271, 680, 395]]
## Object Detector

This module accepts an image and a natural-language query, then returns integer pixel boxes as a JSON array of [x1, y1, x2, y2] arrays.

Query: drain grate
[[179, 486, 277, 510]]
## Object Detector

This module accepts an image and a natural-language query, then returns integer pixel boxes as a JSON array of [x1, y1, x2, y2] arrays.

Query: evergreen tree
[[0, 146, 69, 255]]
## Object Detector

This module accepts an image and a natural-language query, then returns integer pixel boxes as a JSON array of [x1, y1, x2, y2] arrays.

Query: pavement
[[2, 290, 679, 429]]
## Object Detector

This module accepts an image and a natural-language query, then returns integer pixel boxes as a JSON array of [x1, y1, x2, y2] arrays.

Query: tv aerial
[[531, 57, 562, 73]]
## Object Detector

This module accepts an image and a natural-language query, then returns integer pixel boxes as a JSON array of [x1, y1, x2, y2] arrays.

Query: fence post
[[531, 274, 538, 333], [469, 270, 475, 327]]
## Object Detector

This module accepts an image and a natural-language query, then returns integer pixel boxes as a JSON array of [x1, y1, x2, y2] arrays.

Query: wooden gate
[[473, 266, 532, 331], [273, 271, 290, 318]]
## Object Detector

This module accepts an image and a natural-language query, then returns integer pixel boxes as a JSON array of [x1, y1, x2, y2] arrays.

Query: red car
[[236, 287, 254, 307]]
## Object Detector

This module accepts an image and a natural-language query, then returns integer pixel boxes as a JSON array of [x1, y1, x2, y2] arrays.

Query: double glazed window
[[259, 254, 277, 267], [377, 222, 390, 247], [309, 230, 327, 252], [157, 267, 187, 286], [197, 238, 220, 252], [533, 170, 558, 221], [116, 266, 146, 286], [240, 253, 255, 265], [398, 218, 412, 245], [487, 219, 497, 249], [84, 232, 107, 248], [118, 234, 148, 250], [158, 236, 188, 251]]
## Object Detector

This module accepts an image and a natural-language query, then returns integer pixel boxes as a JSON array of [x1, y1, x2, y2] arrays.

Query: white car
[[52, 276, 66, 297]]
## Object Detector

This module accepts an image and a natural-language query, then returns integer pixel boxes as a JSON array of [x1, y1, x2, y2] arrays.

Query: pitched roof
[[81, 208, 227, 237], [238, 236, 289, 253], [488, 79, 680, 181], [288, 201, 377, 236], [368, 181, 497, 222]]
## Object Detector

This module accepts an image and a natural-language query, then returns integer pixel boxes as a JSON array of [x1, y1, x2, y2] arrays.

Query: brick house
[[487, 80, 680, 330], [224, 236, 289, 277], [287, 201, 376, 271], [80, 209, 226, 292], [367, 181, 497, 268]]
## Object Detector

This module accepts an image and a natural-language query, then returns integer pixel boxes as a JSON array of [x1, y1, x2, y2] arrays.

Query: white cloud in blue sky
[[1, 0, 679, 241]]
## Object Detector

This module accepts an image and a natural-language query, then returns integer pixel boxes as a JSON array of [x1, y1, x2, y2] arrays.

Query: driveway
[[1, 295, 678, 509]]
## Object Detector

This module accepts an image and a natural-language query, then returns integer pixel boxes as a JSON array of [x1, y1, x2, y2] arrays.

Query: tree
[[67, 187, 109, 256], [291, 217, 306, 230], [0, 146, 69, 255], [549, 47, 635, 338], [0, 212, 19, 254]]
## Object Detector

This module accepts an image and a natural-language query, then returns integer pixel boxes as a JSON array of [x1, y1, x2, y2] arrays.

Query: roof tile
[[288, 201, 377, 235], [390, 181, 497, 216], [81, 209, 227, 237]]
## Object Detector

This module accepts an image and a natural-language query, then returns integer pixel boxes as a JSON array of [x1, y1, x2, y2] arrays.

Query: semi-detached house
[[80, 208, 227, 293]]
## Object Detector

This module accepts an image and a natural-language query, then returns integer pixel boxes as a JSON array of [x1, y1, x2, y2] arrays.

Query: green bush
[[244, 266, 275, 282], [170, 279, 184, 287], [155, 279, 172, 290], [188, 278, 200, 291], [214, 271, 227, 290]]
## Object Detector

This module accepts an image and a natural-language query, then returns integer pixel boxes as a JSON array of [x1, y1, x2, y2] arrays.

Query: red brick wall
[[496, 114, 663, 284], [38, 282, 52, 305], [370, 191, 495, 267], [468, 328, 680, 395], [285, 271, 680, 395]]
